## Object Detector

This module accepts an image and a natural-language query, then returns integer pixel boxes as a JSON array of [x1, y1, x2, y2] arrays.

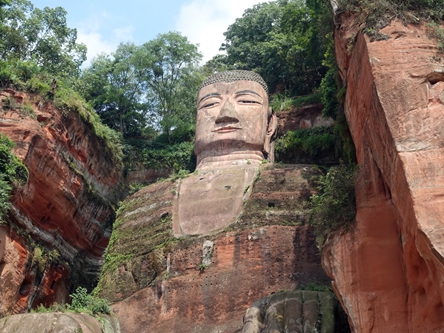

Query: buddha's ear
[[263, 108, 278, 162]]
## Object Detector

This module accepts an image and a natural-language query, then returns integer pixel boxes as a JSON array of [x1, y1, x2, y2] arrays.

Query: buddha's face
[[194, 80, 269, 157]]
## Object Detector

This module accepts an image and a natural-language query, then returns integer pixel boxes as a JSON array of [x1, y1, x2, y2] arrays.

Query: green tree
[[220, 0, 327, 95], [140, 31, 202, 143], [201, 54, 232, 78], [80, 43, 148, 138], [81, 32, 202, 142], [0, 0, 86, 77]]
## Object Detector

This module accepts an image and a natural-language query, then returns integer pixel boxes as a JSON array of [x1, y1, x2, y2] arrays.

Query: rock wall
[[0, 90, 123, 315], [323, 17, 444, 332], [98, 164, 331, 333], [0, 312, 121, 333]]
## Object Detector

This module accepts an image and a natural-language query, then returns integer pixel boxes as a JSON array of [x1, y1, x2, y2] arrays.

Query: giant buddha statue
[[97, 70, 335, 333], [173, 70, 277, 236]]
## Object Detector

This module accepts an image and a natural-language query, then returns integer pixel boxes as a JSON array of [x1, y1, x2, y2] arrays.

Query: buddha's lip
[[212, 126, 242, 133]]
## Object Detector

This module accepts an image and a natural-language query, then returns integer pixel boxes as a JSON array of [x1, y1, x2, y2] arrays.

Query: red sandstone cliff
[[0, 89, 123, 315], [322, 17, 444, 332]]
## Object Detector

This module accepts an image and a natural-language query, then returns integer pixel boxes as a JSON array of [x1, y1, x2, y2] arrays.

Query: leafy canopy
[[219, 0, 327, 96], [0, 0, 86, 77], [80, 42, 149, 138], [140, 31, 202, 143], [80, 32, 202, 142], [310, 162, 357, 247]]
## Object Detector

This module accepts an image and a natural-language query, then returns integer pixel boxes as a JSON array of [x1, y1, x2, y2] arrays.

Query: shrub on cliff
[[310, 161, 357, 246], [33, 286, 110, 315], [338, 0, 444, 43], [70, 286, 110, 315], [275, 126, 338, 165], [0, 134, 28, 223]]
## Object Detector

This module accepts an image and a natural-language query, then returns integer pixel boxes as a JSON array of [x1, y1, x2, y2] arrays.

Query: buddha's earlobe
[[263, 109, 277, 162]]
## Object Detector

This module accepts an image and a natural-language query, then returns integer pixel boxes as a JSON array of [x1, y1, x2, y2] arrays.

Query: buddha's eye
[[238, 100, 261, 105], [203, 102, 218, 108]]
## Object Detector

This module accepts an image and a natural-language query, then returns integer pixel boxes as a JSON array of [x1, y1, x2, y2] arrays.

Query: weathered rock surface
[[275, 103, 333, 136], [323, 18, 444, 332], [242, 290, 337, 333], [99, 164, 331, 333], [0, 90, 123, 315], [0, 312, 120, 333]]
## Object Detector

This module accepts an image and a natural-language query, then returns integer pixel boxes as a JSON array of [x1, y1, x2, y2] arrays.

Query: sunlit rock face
[[323, 17, 444, 332], [0, 90, 123, 315]]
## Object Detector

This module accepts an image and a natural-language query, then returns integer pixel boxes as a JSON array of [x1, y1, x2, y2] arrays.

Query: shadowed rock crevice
[[427, 71, 444, 85]]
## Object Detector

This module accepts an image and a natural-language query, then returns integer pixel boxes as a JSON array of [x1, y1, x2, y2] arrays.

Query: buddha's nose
[[215, 100, 239, 124]]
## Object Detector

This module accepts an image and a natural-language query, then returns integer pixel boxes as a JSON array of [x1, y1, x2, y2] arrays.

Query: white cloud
[[75, 11, 134, 67], [77, 31, 117, 65], [175, 0, 262, 63]]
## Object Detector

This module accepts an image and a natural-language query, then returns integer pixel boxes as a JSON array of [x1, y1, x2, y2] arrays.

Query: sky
[[31, 0, 263, 66]]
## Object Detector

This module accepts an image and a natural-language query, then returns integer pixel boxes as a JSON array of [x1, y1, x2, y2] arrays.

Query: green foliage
[[200, 54, 232, 77], [270, 92, 322, 112], [31, 246, 46, 274], [25, 75, 51, 94], [275, 126, 337, 165], [320, 68, 339, 120], [0, 59, 41, 89], [0, 134, 28, 223], [338, 0, 444, 42], [0, 134, 28, 182], [53, 81, 124, 164], [69, 287, 110, 315], [80, 32, 202, 142], [0, 0, 86, 77], [270, 94, 295, 112], [79, 43, 149, 138], [32, 303, 69, 313], [310, 162, 357, 246], [220, 0, 329, 95], [141, 141, 195, 173], [319, 31, 357, 164], [140, 31, 203, 143], [427, 22, 444, 51], [21, 103, 36, 119], [33, 287, 110, 315], [0, 176, 11, 224]]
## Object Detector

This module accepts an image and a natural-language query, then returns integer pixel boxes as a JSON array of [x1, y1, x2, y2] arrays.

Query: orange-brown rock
[[0, 90, 123, 315], [322, 18, 444, 332], [98, 164, 330, 333]]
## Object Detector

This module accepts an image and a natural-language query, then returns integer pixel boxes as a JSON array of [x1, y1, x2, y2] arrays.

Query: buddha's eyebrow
[[198, 92, 221, 104], [235, 90, 261, 97]]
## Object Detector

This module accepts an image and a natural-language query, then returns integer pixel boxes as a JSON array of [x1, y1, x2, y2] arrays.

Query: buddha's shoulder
[[115, 179, 178, 229]]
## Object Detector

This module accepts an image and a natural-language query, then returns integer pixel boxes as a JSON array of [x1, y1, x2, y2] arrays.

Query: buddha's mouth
[[212, 125, 242, 133]]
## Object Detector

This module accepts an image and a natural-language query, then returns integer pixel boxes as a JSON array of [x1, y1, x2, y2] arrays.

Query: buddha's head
[[195, 70, 277, 168]]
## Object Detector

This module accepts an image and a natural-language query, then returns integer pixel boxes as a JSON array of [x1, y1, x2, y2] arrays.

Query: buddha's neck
[[196, 150, 264, 170]]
